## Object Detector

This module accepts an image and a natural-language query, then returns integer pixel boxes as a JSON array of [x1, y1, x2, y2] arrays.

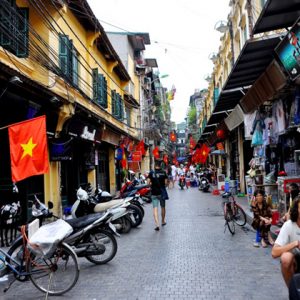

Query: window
[[0, 0, 29, 58], [92, 69, 107, 108], [111, 90, 124, 121], [59, 34, 79, 86], [125, 106, 131, 126]]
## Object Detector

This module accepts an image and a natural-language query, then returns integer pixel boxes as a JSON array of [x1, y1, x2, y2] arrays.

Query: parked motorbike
[[119, 179, 151, 203], [94, 186, 145, 218], [71, 187, 133, 233], [198, 173, 210, 192], [84, 183, 145, 224], [12, 198, 119, 265]]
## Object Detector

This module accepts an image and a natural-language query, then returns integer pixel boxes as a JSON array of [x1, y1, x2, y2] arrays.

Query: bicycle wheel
[[28, 242, 79, 296], [225, 211, 235, 235], [85, 229, 118, 265], [233, 204, 247, 226]]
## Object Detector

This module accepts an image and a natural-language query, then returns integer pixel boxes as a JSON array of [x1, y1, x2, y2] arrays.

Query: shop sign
[[129, 151, 142, 162], [49, 139, 72, 161], [67, 119, 102, 143], [275, 17, 300, 80], [81, 126, 96, 141]]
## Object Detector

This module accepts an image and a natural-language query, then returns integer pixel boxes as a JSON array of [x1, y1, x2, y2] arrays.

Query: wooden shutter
[[16, 7, 29, 58], [98, 74, 104, 106], [103, 77, 108, 108], [59, 34, 69, 77], [119, 95, 124, 120], [111, 90, 116, 116], [92, 68, 98, 103], [72, 47, 79, 86], [0, 0, 15, 49]]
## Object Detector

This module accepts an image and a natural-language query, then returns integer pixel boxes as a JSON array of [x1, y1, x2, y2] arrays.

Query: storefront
[[0, 66, 60, 222], [55, 116, 103, 207]]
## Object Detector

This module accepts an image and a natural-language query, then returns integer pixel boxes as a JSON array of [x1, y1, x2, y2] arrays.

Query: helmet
[[77, 187, 88, 201]]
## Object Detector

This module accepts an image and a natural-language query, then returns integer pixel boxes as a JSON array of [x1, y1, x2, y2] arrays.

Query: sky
[[87, 0, 231, 123]]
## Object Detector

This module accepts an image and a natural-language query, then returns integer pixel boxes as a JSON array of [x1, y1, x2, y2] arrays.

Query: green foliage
[[188, 106, 197, 125]]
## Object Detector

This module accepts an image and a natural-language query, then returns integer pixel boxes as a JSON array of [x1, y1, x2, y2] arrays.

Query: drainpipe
[[246, 0, 254, 39], [228, 20, 235, 66]]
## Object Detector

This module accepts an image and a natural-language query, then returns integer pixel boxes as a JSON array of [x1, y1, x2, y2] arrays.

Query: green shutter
[[59, 34, 69, 77], [119, 95, 124, 121], [0, 0, 15, 48], [16, 8, 29, 58], [92, 68, 98, 103], [98, 74, 104, 106], [103, 78, 108, 108], [72, 48, 79, 86], [111, 90, 116, 116]]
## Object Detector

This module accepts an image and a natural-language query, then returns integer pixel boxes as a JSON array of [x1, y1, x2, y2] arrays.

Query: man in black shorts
[[147, 160, 168, 231]]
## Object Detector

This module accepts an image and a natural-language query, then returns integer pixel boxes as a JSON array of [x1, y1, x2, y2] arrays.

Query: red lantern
[[216, 129, 225, 139], [170, 132, 177, 142]]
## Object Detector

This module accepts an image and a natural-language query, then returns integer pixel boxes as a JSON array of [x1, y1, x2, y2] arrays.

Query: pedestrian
[[147, 160, 168, 231], [171, 164, 177, 183], [272, 196, 300, 287], [251, 189, 274, 247], [167, 165, 174, 189]]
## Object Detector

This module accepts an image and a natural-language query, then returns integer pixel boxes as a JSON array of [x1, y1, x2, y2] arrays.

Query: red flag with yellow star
[[8, 115, 49, 182]]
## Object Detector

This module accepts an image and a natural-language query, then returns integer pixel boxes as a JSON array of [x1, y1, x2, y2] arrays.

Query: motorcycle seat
[[94, 199, 124, 212], [66, 212, 105, 230]]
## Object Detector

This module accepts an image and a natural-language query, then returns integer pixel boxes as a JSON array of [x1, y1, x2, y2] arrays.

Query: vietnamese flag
[[9, 116, 49, 182], [152, 146, 160, 159], [135, 140, 146, 156]]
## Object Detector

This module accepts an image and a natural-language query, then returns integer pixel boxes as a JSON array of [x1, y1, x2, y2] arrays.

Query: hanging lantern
[[216, 129, 225, 139], [170, 132, 177, 142]]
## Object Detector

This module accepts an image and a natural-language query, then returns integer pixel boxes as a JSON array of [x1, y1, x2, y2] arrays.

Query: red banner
[[131, 151, 142, 162], [9, 116, 49, 182]]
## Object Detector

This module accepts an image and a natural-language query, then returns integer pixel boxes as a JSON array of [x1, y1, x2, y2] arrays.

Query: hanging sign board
[[275, 17, 300, 81]]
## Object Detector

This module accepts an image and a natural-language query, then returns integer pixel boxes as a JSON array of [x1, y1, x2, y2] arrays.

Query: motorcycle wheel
[[114, 216, 131, 234], [128, 204, 143, 228], [130, 200, 145, 217], [85, 229, 118, 265]]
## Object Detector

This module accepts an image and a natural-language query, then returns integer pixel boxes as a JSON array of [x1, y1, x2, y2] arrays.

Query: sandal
[[268, 236, 275, 246], [154, 227, 160, 231], [261, 239, 268, 248]]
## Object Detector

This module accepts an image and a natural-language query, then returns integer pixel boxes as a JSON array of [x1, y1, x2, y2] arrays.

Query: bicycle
[[222, 192, 247, 235], [0, 224, 79, 296]]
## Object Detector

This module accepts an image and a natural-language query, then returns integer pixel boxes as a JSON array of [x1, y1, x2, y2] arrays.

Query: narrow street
[[1, 187, 287, 300]]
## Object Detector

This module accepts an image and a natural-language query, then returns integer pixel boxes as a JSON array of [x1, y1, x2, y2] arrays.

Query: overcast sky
[[87, 0, 231, 123]]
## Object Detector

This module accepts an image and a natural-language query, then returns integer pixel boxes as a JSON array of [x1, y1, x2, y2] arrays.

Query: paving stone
[[0, 187, 288, 299]]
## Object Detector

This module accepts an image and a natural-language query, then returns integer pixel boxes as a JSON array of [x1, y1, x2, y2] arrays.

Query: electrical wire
[[0, 1, 165, 131]]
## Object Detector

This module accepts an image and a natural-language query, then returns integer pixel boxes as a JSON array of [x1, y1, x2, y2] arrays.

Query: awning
[[224, 104, 244, 131], [213, 35, 281, 113], [124, 93, 140, 108], [253, 0, 300, 34], [206, 111, 230, 125]]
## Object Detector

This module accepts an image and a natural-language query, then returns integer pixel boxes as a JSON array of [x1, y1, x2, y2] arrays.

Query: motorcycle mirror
[[48, 201, 54, 209]]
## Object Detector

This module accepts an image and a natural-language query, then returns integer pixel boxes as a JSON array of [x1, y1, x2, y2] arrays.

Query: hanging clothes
[[244, 111, 257, 140], [251, 111, 265, 147], [272, 99, 286, 136]]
